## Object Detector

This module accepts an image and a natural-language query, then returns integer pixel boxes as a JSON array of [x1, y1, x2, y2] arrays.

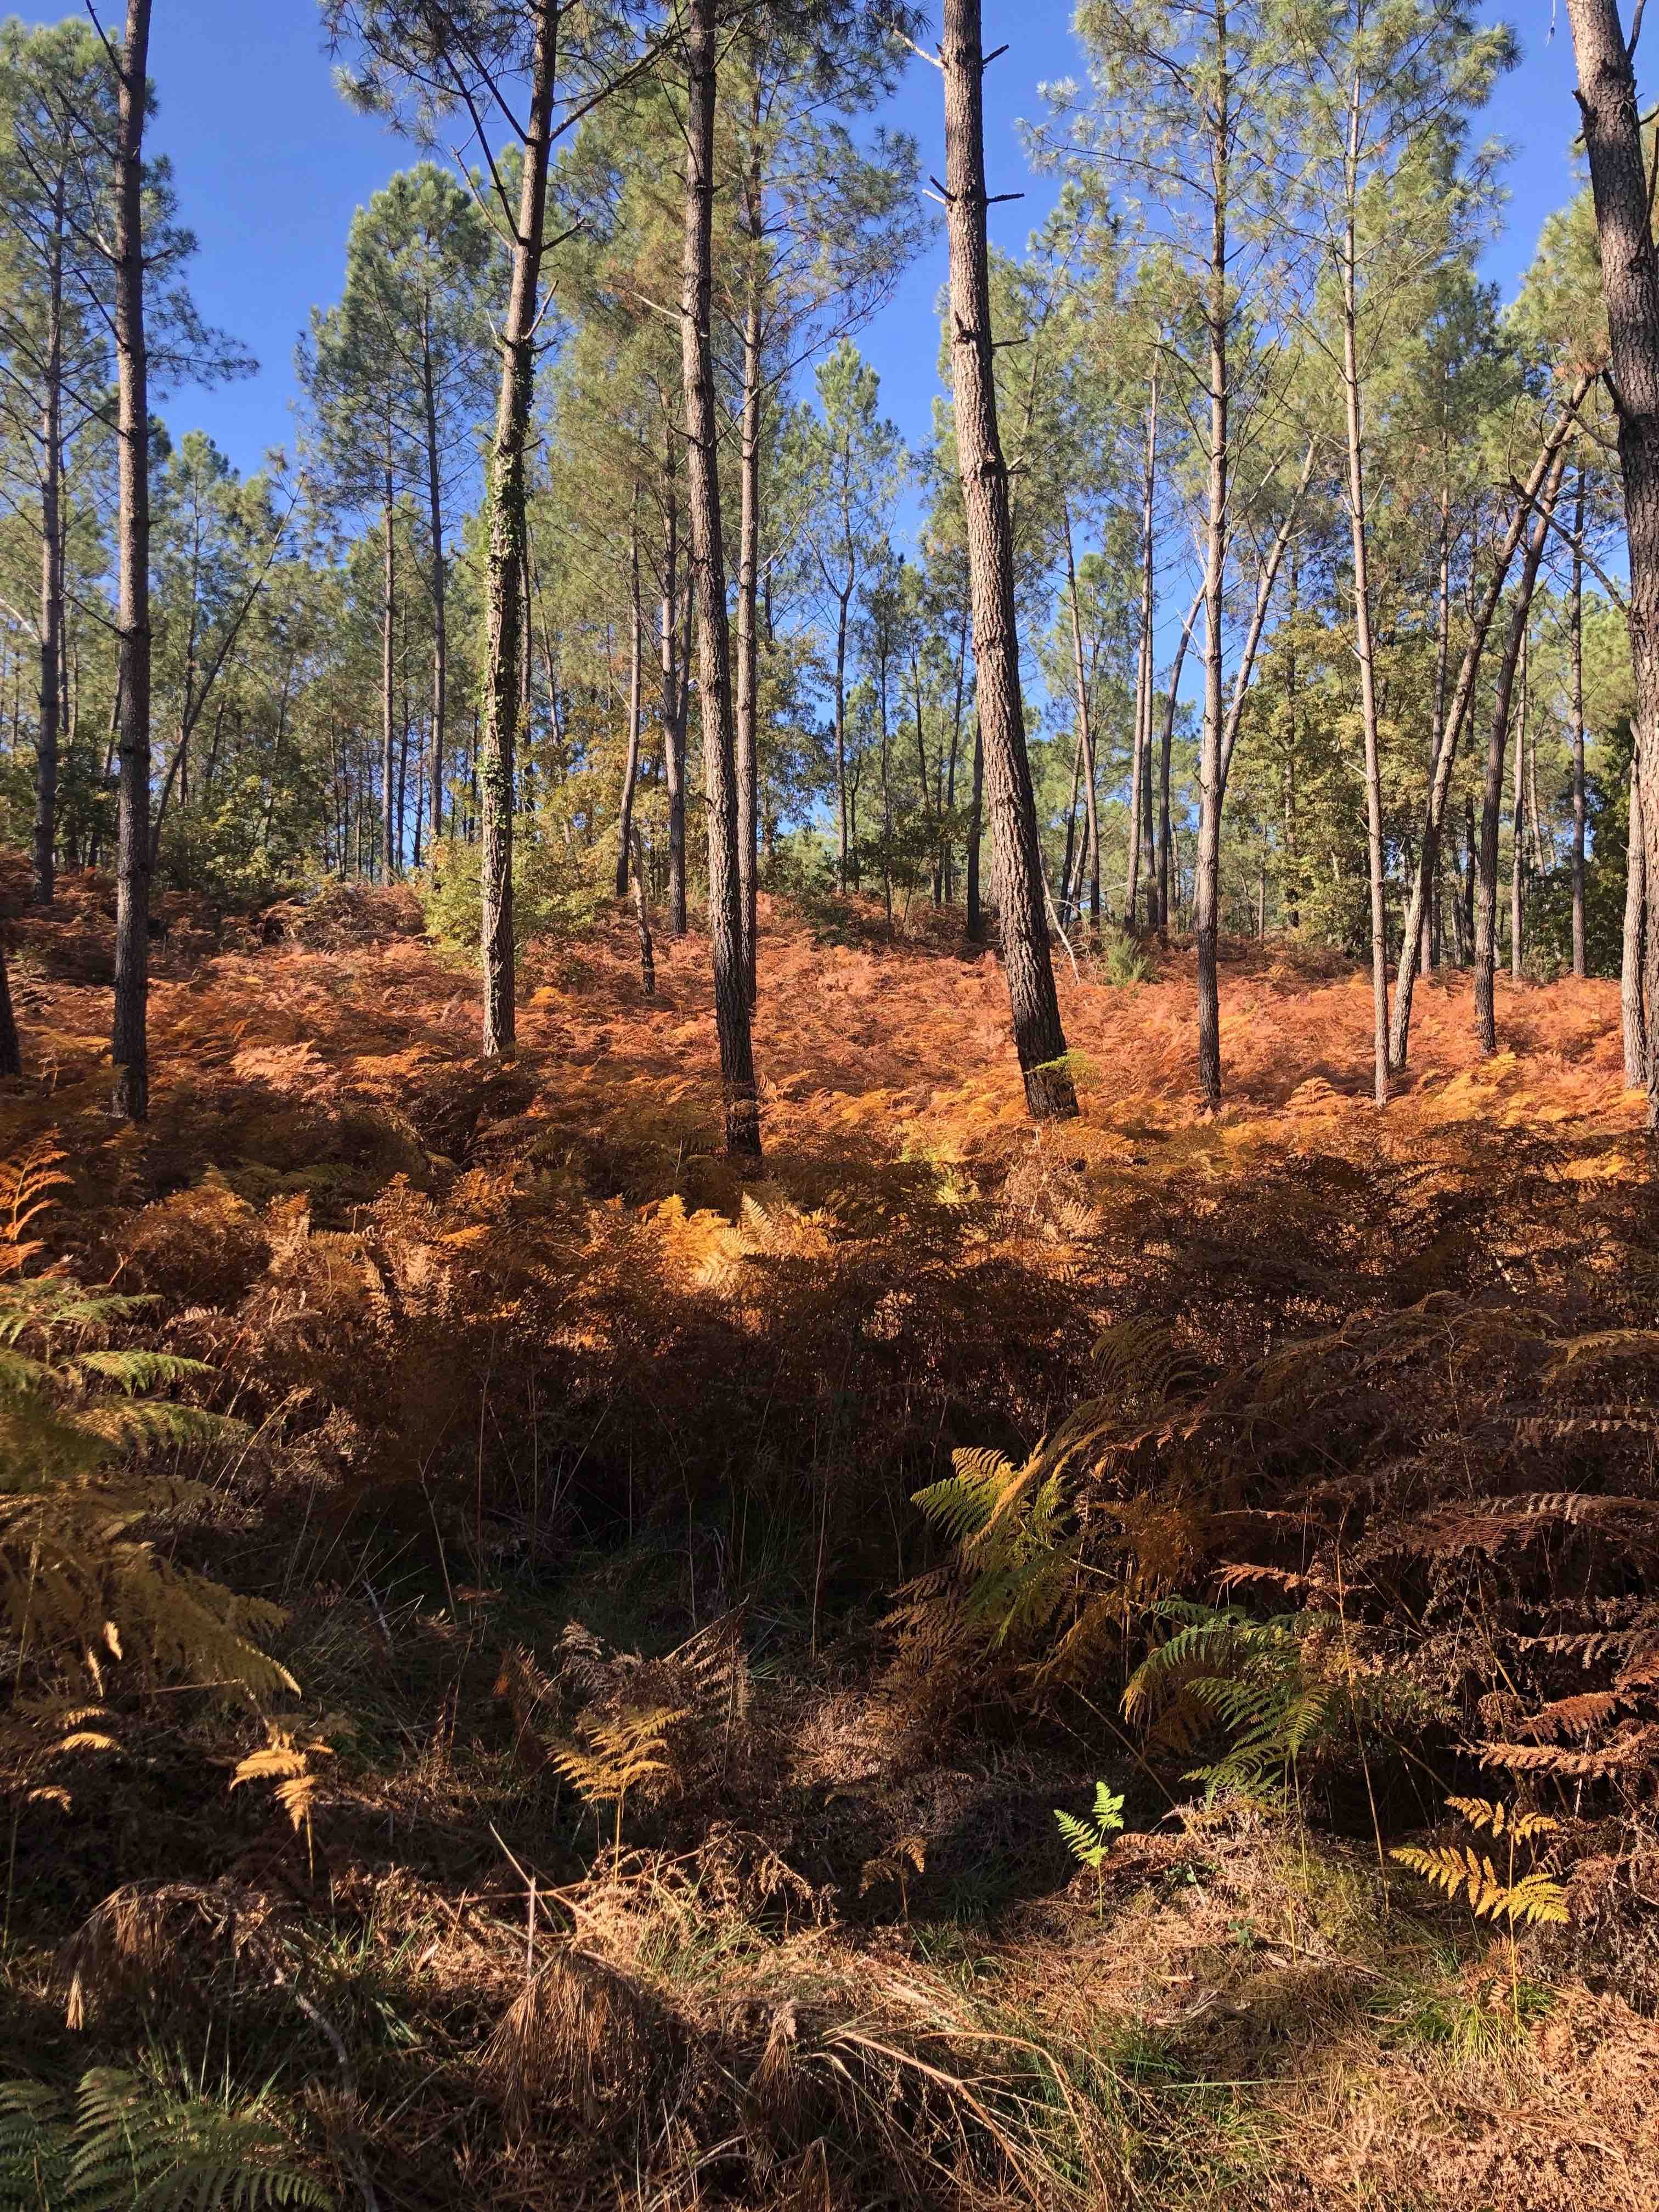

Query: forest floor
[[2, 871, 1658, 2210]]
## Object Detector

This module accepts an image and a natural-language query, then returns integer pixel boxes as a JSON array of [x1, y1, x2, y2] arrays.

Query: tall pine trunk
[[735, 122, 764, 1005], [1128, 358, 1157, 932], [1475, 448, 1566, 1052], [941, 0, 1075, 1119], [1570, 471, 1588, 977], [681, 0, 761, 1160], [110, 0, 153, 1124], [1194, 3, 1230, 1108], [33, 184, 64, 906], [422, 305, 448, 871], [382, 454, 397, 880], [479, 0, 557, 1059], [1424, 484, 1452, 974], [1566, 0, 1659, 1122], [1341, 75, 1388, 1107]]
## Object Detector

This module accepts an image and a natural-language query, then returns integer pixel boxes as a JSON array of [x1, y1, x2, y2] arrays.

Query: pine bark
[[382, 454, 397, 880], [32, 182, 64, 906], [1566, 0, 1659, 1122], [1511, 626, 1528, 982], [1624, 760, 1647, 1081], [1159, 587, 1204, 951], [110, 0, 153, 1123], [735, 127, 764, 1005], [479, 0, 557, 1060], [1194, 0, 1231, 1109], [965, 717, 984, 941], [1570, 472, 1588, 977], [681, 0, 761, 1160], [941, 0, 1075, 1119], [422, 303, 448, 868], [659, 428, 688, 935], [1340, 82, 1389, 1108]]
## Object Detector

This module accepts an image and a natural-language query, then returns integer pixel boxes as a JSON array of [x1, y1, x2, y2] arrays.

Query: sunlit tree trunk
[[965, 717, 984, 941], [479, 0, 557, 1059], [1566, 0, 1659, 1122], [681, 0, 761, 1159], [110, 0, 153, 1123], [382, 449, 397, 880], [32, 179, 64, 906], [1511, 625, 1528, 982], [941, 0, 1075, 1119], [735, 122, 764, 1006], [421, 299, 448, 868], [1570, 471, 1588, 977], [1160, 586, 1203, 951]]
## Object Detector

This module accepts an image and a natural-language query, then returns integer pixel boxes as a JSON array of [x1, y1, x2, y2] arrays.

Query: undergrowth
[[0, 881, 1655, 2208]]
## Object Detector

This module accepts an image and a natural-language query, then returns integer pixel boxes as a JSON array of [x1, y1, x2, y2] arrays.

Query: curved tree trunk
[[941, 0, 1075, 1120], [681, 0, 761, 1160]]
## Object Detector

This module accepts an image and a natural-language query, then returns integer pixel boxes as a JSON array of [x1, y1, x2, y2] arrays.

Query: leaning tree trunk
[[1571, 471, 1588, 977], [1624, 759, 1647, 1082], [941, 0, 1075, 1119], [110, 0, 153, 1124], [681, 0, 761, 1161], [1388, 376, 1590, 1068], [479, 0, 557, 1059], [1475, 448, 1567, 1053], [1567, 0, 1659, 1123]]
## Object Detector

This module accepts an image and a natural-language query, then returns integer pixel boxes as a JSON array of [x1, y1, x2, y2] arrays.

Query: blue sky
[[7, 3, 1587, 486]]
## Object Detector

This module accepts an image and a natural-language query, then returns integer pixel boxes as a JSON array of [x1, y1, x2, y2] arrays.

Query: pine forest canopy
[[0, 0, 1655, 1128]]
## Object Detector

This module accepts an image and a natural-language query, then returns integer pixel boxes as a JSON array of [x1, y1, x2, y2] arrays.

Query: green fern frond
[[0, 2068, 332, 2210]]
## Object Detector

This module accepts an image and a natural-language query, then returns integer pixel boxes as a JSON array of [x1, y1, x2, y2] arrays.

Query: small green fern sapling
[[1056, 1781, 1125, 1913]]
